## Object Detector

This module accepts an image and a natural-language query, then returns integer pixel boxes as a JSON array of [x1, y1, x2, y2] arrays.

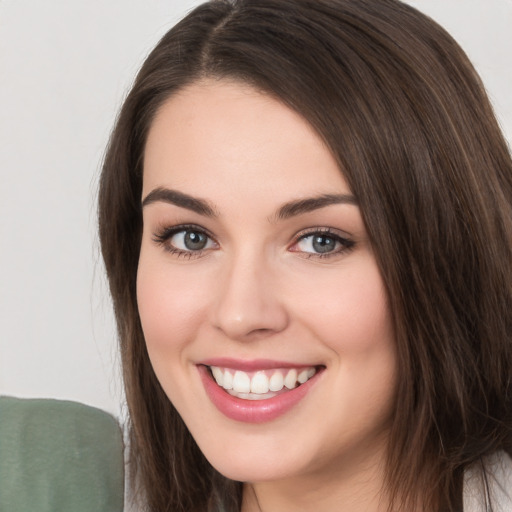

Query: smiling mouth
[[207, 365, 321, 400]]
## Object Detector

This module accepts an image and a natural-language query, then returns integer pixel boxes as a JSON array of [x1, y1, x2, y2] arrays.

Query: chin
[[190, 426, 315, 484], [209, 455, 298, 483]]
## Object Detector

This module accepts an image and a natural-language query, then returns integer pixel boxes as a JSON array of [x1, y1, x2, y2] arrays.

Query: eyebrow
[[275, 193, 358, 220], [141, 187, 357, 220], [141, 187, 217, 217]]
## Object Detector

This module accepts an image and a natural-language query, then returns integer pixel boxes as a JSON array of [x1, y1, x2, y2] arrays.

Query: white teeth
[[211, 366, 224, 387], [232, 371, 251, 393], [222, 370, 233, 390], [210, 365, 318, 398], [228, 392, 274, 400], [250, 372, 269, 394], [284, 369, 298, 389], [269, 372, 284, 392], [297, 369, 309, 384]]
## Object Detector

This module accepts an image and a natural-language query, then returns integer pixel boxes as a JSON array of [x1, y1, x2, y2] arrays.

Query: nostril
[[212, 313, 289, 342]]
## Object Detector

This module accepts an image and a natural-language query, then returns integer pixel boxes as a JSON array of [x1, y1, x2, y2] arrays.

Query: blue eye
[[171, 230, 212, 251], [292, 229, 354, 257], [297, 234, 338, 254], [153, 226, 216, 255]]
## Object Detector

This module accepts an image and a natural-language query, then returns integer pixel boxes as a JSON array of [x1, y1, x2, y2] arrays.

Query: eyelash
[[152, 225, 355, 260], [152, 224, 217, 259], [291, 227, 355, 259]]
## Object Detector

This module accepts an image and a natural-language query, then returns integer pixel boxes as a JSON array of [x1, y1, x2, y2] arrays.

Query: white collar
[[463, 451, 512, 512]]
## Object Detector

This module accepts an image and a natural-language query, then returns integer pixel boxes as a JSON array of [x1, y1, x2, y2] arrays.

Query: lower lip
[[198, 365, 321, 423]]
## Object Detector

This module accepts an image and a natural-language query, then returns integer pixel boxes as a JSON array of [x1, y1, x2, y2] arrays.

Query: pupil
[[184, 231, 207, 250], [312, 235, 335, 253]]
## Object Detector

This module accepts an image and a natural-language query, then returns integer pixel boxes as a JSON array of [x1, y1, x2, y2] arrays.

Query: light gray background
[[1, 0, 511, 419]]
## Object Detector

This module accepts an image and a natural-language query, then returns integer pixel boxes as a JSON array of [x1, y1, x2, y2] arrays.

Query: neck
[[241, 444, 394, 512]]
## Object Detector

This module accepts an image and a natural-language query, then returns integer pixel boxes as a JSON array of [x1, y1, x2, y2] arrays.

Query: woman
[[98, 0, 512, 510]]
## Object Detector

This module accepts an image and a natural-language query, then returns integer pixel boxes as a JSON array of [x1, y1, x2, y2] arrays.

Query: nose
[[211, 251, 289, 341]]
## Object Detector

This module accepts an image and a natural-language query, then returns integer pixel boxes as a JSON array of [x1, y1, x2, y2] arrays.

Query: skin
[[137, 80, 397, 512]]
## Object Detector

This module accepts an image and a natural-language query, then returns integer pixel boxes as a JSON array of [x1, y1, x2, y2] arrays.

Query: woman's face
[[137, 80, 397, 487]]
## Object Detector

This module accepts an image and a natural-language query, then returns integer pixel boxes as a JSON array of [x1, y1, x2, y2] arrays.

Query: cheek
[[136, 256, 218, 416], [292, 259, 393, 355], [291, 258, 397, 415], [136, 258, 210, 353]]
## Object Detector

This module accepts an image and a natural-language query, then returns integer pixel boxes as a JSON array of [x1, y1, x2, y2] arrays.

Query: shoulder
[[463, 451, 512, 512]]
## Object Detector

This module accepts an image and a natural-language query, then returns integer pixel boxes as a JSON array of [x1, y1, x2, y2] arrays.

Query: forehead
[[142, 80, 350, 204]]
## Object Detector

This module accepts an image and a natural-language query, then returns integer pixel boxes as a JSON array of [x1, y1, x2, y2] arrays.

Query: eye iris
[[184, 231, 207, 250], [312, 235, 336, 253]]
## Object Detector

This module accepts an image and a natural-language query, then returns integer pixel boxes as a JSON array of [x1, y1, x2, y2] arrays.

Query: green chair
[[0, 396, 124, 512]]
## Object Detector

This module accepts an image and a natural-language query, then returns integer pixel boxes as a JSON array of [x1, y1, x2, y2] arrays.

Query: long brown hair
[[98, 1, 512, 510]]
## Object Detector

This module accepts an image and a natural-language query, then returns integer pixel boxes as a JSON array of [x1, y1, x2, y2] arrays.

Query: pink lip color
[[198, 364, 321, 424], [199, 357, 314, 371]]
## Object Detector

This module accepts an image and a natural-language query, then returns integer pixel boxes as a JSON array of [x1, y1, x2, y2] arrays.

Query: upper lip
[[198, 357, 322, 372]]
